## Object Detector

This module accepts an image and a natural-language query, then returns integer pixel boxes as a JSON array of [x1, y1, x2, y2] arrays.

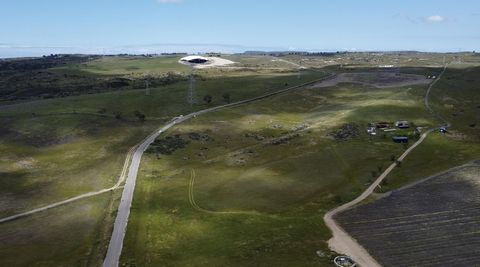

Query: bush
[[203, 94, 212, 104], [134, 110, 146, 122], [114, 112, 123, 120], [147, 135, 189, 155], [222, 92, 231, 103]]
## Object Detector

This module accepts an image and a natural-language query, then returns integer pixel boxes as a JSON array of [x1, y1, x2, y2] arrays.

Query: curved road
[[63, 74, 335, 267], [323, 64, 449, 266], [0, 74, 334, 226]]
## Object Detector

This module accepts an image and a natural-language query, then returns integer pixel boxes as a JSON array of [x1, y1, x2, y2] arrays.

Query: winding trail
[[323, 64, 449, 266], [187, 168, 262, 216]]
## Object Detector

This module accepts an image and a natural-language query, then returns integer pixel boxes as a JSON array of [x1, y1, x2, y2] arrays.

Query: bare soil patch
[[310, 72, 430, 88]]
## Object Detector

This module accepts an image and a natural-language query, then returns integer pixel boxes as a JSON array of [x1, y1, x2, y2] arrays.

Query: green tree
[[222, 92, 231, 103], [134, 110, 146, 122], [203, 94, 213, 104]]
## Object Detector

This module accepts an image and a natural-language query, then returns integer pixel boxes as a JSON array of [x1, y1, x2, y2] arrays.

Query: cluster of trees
[[201, 92, 231, 105], [106, 109, 146, 122], [0, 57, 190, 103], [0, 55, 93, 72], [134, 110, 146, 121]]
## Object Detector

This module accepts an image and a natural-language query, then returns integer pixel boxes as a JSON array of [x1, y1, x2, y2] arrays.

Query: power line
[[187, 67, 197, 106]]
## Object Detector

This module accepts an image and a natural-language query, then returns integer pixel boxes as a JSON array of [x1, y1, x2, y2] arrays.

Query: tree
[[377, 165, 383, 173], [222, 92, 231, 103], [134, 110, 146, 122], [114, 112, 123, 120], [203, 94, 212, 104]]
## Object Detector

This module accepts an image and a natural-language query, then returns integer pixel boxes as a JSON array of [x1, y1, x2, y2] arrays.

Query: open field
[[380, 64, 480, 191], [310, 72, 430, 89], [119, 69, 453, 266], [336, 162, 480, 267], [62, 56, 191, 76], [1, 53, 480, 266], [281, 52, 480, 69], [0, 55, 329, 266], [0, 192, 120, 267], [0, 114, 156, 217], [1, 54, 310, 103]]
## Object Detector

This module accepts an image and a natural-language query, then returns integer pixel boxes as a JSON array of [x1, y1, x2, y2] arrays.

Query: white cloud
[[425, 15, 445, 23], [156, 0, 183, 3]]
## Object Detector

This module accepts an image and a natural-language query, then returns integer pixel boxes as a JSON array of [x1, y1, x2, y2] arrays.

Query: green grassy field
[[53, 56, 191, 76], [0, 114, 156, 217], [2, 54, 480, 266], [0, 192, 119, 267], [381, 64, 480, 191], [0, 55, 329, 266], [120, 70, 452, 266]]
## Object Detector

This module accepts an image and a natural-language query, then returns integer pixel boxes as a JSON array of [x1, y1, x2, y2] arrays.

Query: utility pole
[[395, 54, 401, 75], [297, 60, 303, 79], [144, 74, 151, 96], [187, 67, 197, 106]]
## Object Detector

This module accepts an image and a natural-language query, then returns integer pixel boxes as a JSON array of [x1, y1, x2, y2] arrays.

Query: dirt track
[[323, 64, 449, 267]]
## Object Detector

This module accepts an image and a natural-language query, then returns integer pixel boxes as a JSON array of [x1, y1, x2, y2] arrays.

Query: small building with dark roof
[[392, 136, 409, 143]]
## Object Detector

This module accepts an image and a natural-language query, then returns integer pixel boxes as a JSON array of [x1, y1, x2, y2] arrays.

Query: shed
[[395, 121, 410, 129], [392, 136, 409, 143]]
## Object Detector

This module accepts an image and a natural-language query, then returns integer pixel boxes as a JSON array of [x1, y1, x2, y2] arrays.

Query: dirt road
[[323, 64, 449, 266]]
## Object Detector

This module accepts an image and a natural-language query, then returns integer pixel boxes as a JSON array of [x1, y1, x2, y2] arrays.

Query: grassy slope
[[1, 70, 326, 119], [0, 115, 156, 216], [121, 77, 440, 266], [2, 53, 478, 266], [53, 56, 191, 76], [0, 192, 119, 267], [0, 55, 328, 266], [383, 64, 480, 191]]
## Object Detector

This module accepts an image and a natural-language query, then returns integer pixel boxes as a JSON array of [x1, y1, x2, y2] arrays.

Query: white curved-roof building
[[179, 55, 235, 68], [180, 56, 210, 64]]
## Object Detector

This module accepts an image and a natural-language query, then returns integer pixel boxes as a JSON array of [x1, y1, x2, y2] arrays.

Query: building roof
[[180, 56, 209, 62]]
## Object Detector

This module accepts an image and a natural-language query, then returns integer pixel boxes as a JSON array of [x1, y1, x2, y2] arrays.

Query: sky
[[1, 0, 479, 57]]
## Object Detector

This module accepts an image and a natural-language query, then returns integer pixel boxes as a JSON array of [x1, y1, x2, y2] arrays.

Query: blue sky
[[1, 0, 479, 57]]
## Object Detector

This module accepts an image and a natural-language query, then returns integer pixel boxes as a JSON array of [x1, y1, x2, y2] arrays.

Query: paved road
[[0, 145, 136, 224], [101, 74, 337, 267], [102, 120, 177, 267], [0, 73, 334, 226], [323, 65, 449, 266]]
